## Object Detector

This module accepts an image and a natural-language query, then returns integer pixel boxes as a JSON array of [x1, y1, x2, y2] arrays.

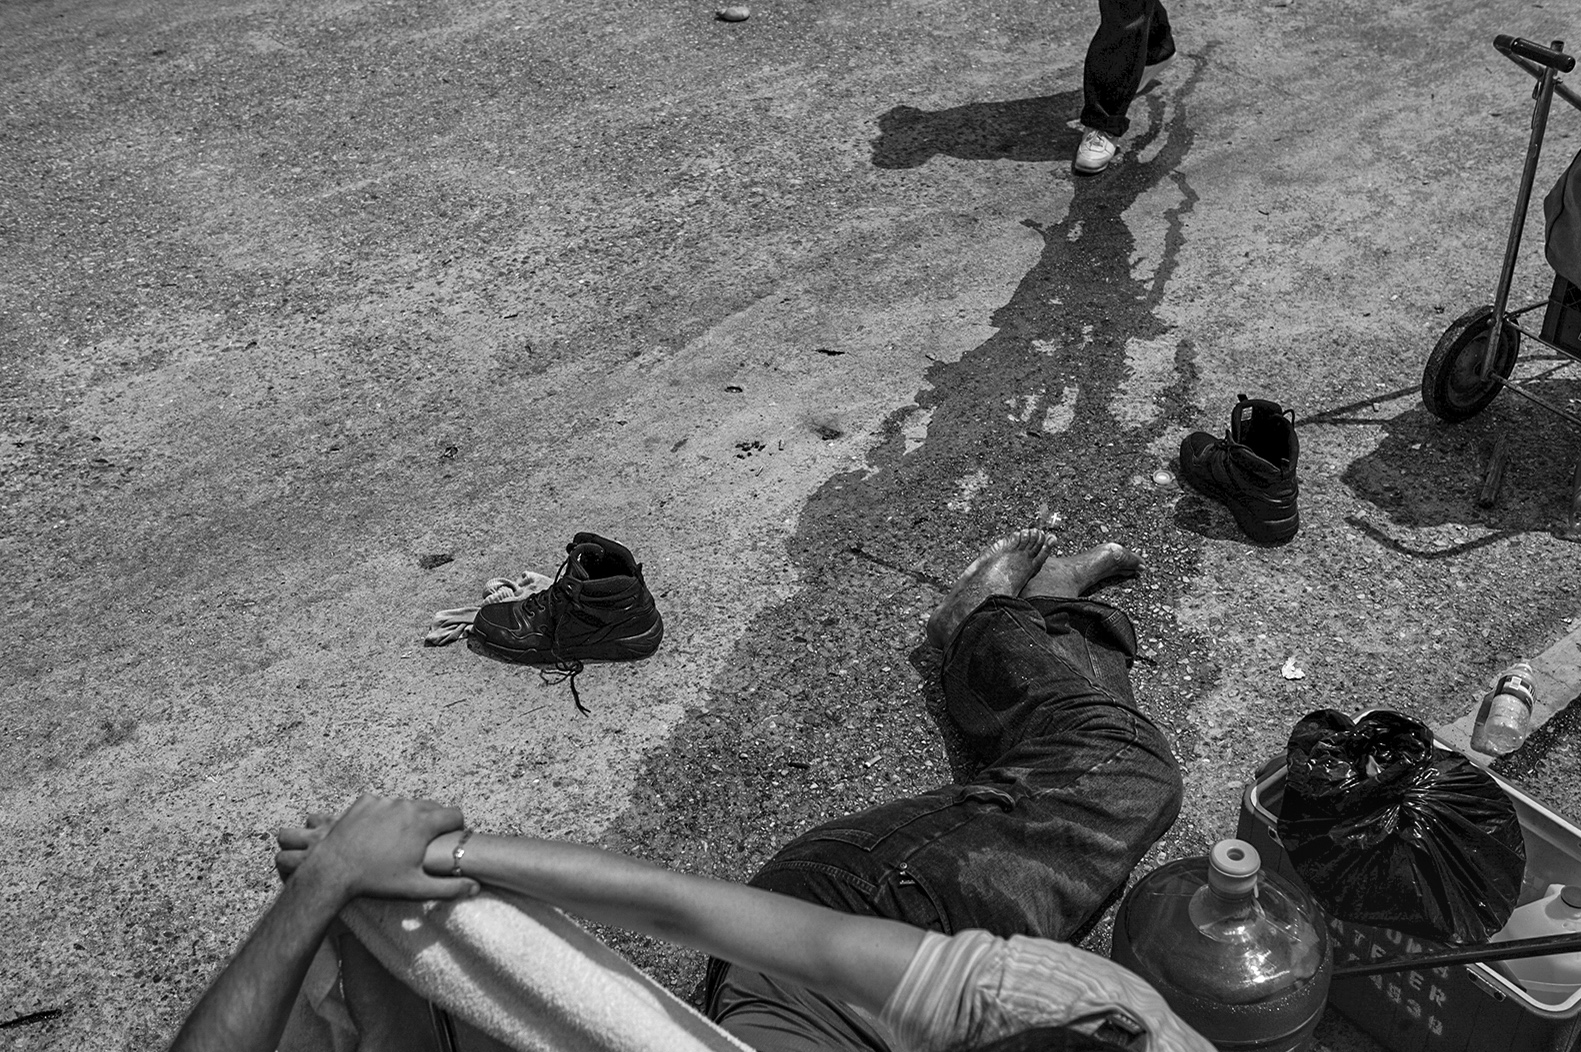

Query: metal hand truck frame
[[1421, 35, 1581, 535]]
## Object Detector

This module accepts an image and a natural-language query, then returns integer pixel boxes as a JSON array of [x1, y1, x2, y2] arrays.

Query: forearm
[[168, 863, 349, 1052], [434, 832, 921, 1013], [441, 833, 718, 937]]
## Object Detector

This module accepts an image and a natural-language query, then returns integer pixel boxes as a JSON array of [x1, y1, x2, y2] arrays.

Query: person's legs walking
[[1076, 0, 1172, 173], [1146, 0, 1175, 65]]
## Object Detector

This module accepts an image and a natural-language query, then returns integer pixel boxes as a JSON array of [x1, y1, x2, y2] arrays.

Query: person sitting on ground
[[168, 530, 1212, 1052]]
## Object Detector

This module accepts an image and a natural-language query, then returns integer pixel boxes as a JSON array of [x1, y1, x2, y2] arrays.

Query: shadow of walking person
[[871, 90, 1087, 169], [596, 50, 1215, 998], [839, 60, 1212, 767]]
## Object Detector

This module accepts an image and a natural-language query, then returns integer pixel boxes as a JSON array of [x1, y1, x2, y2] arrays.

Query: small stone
[[717, 4, 749, 20]]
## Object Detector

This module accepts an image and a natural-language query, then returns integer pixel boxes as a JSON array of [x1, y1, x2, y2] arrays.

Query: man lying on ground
[[169, 530, 1213, 1052]]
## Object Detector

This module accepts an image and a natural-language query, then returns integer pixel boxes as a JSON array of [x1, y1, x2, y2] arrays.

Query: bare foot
[[926, 529, 1057, 649], [1022, 541, 1143, 599]]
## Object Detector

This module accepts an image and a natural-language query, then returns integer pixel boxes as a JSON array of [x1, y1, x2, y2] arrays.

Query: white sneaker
[[1074, 128, 1117, 174]]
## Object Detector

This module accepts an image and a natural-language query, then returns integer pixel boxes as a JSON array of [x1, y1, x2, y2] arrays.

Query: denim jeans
[[1080, 0, 1175, 138], [705, 596, 1185, 1051]]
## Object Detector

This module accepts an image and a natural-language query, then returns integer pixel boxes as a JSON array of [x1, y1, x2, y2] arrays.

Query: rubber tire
[[1421, 305, 1519, 423]]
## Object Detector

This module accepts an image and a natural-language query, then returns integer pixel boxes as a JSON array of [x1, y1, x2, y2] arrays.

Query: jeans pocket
[[882, 859, 951, 932]]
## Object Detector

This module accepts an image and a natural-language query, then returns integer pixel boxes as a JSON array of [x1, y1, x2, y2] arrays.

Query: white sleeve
[[879, 929, 996, 1051], [878, 929, 1217, 1052]]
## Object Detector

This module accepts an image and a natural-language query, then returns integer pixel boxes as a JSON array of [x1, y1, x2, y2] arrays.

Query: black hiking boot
[[470, 533, 663, 709], [1179, 395, 1300, 545]]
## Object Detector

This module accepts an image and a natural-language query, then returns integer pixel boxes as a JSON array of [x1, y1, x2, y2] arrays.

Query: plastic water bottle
[[1471, 661, 1536, 755], [1111, 840, 1331, 1052], [1491, 885, 1581, 1004]]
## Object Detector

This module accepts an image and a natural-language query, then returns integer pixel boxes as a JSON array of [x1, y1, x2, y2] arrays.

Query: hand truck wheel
[[1421, 305, 1520, 422]]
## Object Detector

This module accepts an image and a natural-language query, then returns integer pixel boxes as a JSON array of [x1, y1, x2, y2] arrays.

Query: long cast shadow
[[597, 54, 1214, 995], [871, 90, 1086, 168]]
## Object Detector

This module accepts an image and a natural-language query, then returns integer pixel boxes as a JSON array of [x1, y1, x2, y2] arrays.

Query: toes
[[1105, 543, 1143, 576], [1014, 527, 1049, 553]]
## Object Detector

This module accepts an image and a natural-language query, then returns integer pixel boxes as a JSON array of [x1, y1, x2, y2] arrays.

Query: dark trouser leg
[[1147, 1, 1175, 64], [704, 596, 1183, 1046], [749, 595, 1183, 938], [1080, 0, 1172, 137]]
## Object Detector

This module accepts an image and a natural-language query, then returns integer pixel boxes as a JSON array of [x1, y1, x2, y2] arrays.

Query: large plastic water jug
[[1491, 884, 1581, 1004], [1110, 839, 1332, 1052]]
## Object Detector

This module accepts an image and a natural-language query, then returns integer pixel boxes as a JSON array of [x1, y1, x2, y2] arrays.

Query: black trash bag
[[1278, 709, 1525, 944]]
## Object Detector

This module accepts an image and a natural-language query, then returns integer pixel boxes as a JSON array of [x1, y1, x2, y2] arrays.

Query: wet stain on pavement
[[597, 60, 1228, 994]]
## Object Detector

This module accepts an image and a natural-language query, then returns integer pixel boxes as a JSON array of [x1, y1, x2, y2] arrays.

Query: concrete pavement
[[3, 0, 1579, 1046]]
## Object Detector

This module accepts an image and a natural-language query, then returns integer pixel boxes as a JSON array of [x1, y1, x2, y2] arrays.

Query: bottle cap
[[1208, 839, 1261, 896], [1561, 886, 1581, 910]]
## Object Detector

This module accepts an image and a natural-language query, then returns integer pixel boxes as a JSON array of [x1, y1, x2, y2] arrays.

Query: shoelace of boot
[[538, 659, 588, 714], [441, 554, 595, 712], [529, 554, 593, 714]]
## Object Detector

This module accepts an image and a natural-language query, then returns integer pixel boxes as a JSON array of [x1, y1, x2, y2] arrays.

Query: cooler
[[1236, 748, 1581, 1052]]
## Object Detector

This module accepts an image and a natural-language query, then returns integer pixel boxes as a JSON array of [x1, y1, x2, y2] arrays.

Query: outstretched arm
[[167, 797, 478, 1052], [421, 830, 926, 1015]]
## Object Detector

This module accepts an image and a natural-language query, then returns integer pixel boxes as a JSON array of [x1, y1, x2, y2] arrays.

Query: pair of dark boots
[[1179, 395, 1300, 545], [465, 399, 1297, 685], [470, 533, 663, 708]]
